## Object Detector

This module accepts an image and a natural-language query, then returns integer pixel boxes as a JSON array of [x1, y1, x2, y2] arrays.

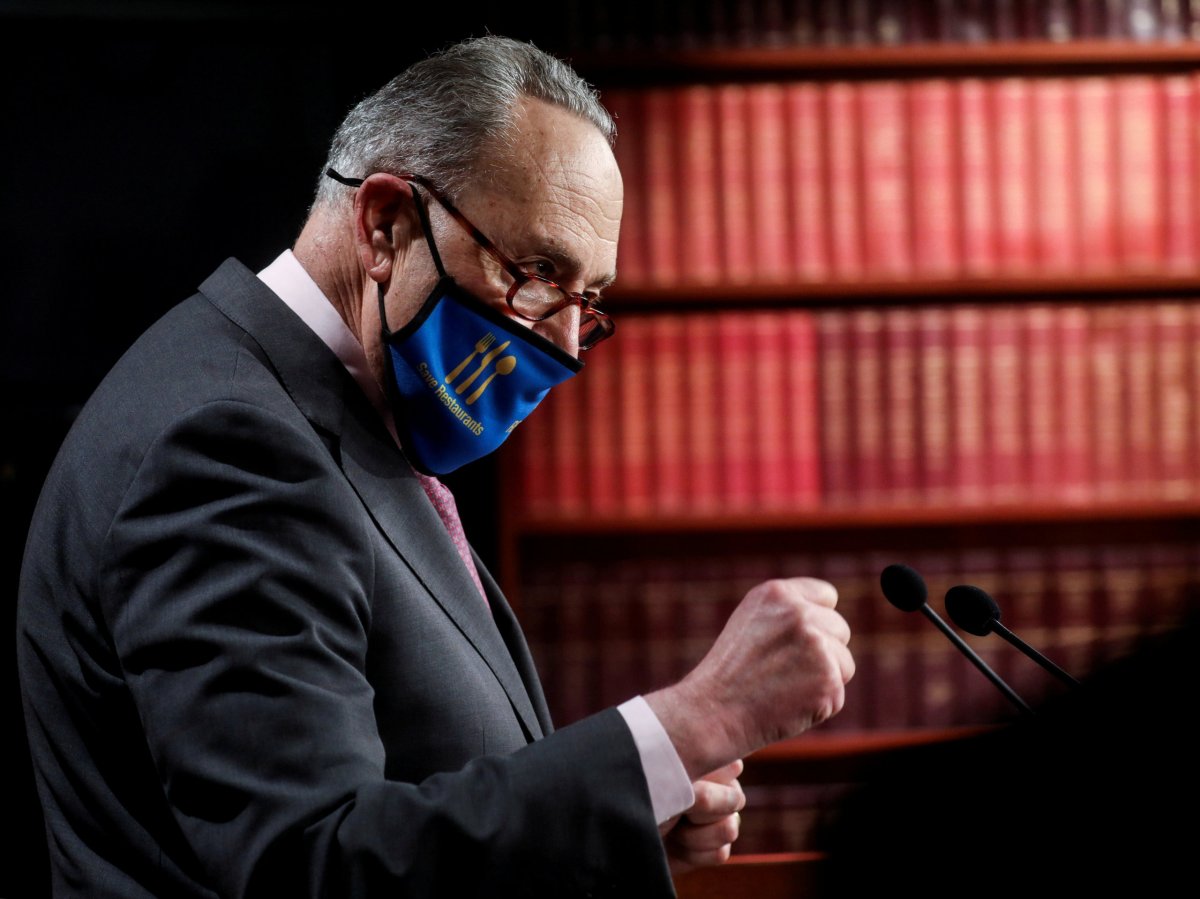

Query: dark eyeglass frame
[[328, 169, 614, 349]]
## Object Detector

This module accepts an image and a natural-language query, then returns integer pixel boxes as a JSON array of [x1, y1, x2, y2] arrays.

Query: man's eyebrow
[[539, 246, 616, 291], [592, 271, 617, 291]]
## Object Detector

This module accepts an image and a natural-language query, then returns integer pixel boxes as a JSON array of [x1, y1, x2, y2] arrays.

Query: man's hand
[[645, 577, 854, 780], [661, 760, 746, 875]]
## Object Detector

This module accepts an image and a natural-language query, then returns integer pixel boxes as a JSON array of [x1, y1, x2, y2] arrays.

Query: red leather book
[[549, 352, 589, 517], [1050, 546, 1100, 633], [1143, 543, 1194, 630], [750, 310, 790, 508], [1021, 304, 1059, 498], [869, 630, 921, 728], [595, 563, 642, 710], [949, 306, 987, 505], [649, 314, 688, 513], [817, 311, 855, 506], [1163, 74, 1197, 271], [1153, 303, 1195, 500], [915, 630, 966, 727], [1037, 546, 1097, 701], [1193, 300, 1200, 500], [716, 83, 755, 283], [882, 307, 920, 504], [958, 78, 998, 275], [1122, 302, 1159, 499], [643, 87, 680, 284], [580, 335, 621, 516], [1088, 304, 1128, 501], [1095, 544, 1143, 661], [849, 308, 887, 506], [684, 313, 721, 513], [678, 559, 729, 679], [641, 560, 685, 694], [999, 545, 1052, 636], [785, 81, 830, 280], [825, 81, 865, 278], [1032, 77, 1078, 273], [859, 80, 912, 278], [916, 307, 953, 504], [983, 304, 1024, 504], [992, 77, 1036, 273], [783, 310, 822, 506], [676, 84, 722, 285], [1057, 304, 1093, 504], [746, 82, 792, 282], [1075, 77, 1119, 271], [513, 384, 554, 517], [617, 316, 653, 515], [1114, 75, 1166, 272], [717, 312, 755, 508], [909, 78, 960, 278]]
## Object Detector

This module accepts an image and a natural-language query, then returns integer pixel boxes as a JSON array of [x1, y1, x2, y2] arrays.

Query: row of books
[[606, 73, 1200, 285], [564, 0, 1197, 52], [512, 302, 1200, 516], [519, 541, 1199, 732]]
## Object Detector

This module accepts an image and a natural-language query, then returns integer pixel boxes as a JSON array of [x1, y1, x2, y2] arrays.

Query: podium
[[676, 618, 1200, 898]]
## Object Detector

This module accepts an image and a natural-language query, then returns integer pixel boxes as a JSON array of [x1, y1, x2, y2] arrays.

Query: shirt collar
[[257, 249, 398, 443]]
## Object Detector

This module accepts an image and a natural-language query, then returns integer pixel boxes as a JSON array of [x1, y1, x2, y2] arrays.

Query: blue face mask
[[380, 277, 582, 476]]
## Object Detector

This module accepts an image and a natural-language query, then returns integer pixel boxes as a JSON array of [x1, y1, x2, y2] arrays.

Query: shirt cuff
[[617, 696, 695, 825]]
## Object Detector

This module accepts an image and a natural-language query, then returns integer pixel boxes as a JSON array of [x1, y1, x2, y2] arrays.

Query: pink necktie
[[415, 471, 489, 608]]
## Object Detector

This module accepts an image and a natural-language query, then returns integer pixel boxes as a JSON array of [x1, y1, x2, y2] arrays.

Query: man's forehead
[[468, 100, 622, 280], [484, 100, 620, 198]]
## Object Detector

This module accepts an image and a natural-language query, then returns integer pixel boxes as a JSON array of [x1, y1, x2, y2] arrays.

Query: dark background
[[1, 3, 566, 894]]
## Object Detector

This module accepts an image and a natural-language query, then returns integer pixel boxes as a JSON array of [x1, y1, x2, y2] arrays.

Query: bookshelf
[[602, 275, 1200, 306], [573, 40, 1200, 81], [508, 497, 1200, 534], [505, 5, 1200, 855]]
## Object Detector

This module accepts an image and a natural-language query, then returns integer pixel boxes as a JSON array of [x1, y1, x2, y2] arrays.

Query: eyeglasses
[[327, 169, 615, 350]]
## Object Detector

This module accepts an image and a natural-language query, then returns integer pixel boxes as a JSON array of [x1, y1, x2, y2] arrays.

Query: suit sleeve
[[99, 398, 673, 899]]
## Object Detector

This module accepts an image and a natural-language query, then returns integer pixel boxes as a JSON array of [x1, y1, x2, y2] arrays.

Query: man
[[18, 36, 853, 897]]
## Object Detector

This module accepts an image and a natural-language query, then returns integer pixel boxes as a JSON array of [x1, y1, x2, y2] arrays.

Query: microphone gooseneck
[[945, 584, 1083, 689], [880, 564, 1033, 716]]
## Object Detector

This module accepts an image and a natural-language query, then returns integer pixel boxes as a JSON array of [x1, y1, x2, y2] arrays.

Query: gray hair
[[313, 35, 615, 210]]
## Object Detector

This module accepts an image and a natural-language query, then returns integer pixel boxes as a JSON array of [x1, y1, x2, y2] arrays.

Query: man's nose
[[533, 303, 581, 359]]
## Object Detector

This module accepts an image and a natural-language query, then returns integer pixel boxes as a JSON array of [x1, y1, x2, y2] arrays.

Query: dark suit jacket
[[17, 259, 671, 898]]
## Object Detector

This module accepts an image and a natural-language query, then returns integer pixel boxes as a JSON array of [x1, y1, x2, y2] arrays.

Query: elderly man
[[18, 36, 852, 897]]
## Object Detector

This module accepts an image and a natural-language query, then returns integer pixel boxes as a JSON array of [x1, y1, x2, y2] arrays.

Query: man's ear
[[352, 173, 419, 285]]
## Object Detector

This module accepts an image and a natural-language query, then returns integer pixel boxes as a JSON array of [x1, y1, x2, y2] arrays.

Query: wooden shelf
[[507, 499, 1200, 537], [601, 274, 1200, 310], [675, 852, 827, 899], [577, 39, 1200, 82], [742, 726, 994, 784]]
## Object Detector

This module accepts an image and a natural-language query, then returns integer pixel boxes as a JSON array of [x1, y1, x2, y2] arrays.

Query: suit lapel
[[474, 553, 551, 738], [336, 401, 544, 741], [199, 258, 543, 742]]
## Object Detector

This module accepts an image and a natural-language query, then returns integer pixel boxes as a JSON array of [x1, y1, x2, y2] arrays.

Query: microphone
[[880, 564, 1032, 716], [945, 584, 1082, 689]]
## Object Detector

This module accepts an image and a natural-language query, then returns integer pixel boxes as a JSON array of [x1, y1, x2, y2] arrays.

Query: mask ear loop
[[405, 182, 448, 279], [380, 182, 451, 334], [324, 168, 448, 335], [325, 168, 448, 277]]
